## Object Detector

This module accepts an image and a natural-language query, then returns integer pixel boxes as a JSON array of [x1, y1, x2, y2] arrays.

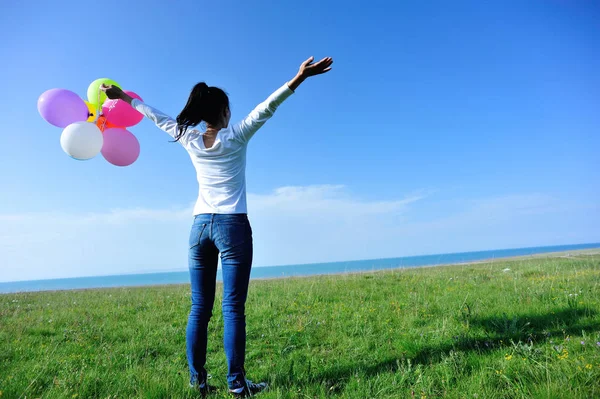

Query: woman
[[101, 56, 333, 397]]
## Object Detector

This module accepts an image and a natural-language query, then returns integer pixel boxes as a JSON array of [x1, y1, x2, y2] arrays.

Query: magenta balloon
[[101, 128, 140, 167], [102, 91, 144, 127], [37, 89, 88, 128]]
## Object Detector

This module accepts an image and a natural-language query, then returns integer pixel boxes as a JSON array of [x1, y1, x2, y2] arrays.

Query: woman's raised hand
[[298, 56, 333, 78]]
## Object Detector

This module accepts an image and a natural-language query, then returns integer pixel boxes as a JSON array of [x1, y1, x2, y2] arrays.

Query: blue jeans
[[186, 213, 253, 389]]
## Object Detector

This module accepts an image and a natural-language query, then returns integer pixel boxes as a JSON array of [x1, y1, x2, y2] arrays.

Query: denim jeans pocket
[[189, 223, 207, 249], [216, 221, 252, 249]]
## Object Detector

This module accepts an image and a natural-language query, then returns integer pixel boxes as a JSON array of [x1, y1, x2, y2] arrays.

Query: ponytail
[[175, 82, 229, 141]]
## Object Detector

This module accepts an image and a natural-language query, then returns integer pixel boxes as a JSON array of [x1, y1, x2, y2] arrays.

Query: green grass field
[[1, 254, 599, 398]]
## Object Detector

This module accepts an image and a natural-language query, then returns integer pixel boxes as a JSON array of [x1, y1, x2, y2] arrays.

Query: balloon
[[102, 91, 144, 127], [85, 101, 97, 122], [101, 128, 140, 167], [87, 78, 120, 107], [38, 89, 88, 128], [60, 122, 103, 160], [95, 115, 118, 132]]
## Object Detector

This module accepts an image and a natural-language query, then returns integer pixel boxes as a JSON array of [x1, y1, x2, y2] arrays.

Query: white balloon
[[60, 122, 103, 160]]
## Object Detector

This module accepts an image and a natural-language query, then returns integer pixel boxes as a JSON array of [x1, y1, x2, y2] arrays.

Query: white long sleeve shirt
[[131, 83, 294, 215]]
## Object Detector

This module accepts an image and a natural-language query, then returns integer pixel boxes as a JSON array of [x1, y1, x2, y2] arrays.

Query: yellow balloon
[[85, 101, 98, 122]]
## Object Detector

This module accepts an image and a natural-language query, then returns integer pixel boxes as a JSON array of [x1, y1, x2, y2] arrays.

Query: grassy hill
[[1, 254, 599, 398]]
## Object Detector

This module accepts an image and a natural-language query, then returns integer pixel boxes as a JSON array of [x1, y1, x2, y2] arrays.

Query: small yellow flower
[[505, 354, 513, 361], [585, 364, 593, 370], [557, 349, 569, 360]]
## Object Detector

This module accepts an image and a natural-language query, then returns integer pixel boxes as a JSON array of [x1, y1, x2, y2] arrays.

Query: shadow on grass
[[289, 307, 599, 389]]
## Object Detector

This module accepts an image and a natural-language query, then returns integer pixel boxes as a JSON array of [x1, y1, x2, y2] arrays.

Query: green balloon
[[87, 78, 121, 107]]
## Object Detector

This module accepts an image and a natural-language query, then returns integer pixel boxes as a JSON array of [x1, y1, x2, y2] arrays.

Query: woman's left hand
[[287, 56, 333, 91], [298, 56, 333, 78]]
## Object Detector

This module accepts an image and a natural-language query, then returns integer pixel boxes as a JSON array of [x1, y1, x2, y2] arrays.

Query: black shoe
[[229, 379, 268, 397], [189, 374, 214, 397]]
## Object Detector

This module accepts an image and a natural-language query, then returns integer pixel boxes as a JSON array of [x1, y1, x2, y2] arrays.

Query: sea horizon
[[1, 242, 598, 294]]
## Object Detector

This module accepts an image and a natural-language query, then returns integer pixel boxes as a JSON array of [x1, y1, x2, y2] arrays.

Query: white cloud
[[0, 185, 597, 282], [249, 184, 425, 216], [0, 206, 192, 225]]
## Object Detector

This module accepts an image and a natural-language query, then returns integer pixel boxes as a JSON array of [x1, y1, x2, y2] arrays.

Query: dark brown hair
[[175, 82, 229, 141]]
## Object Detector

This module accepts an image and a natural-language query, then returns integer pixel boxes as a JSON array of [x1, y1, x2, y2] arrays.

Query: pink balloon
[[102, 91, 144, 127], [101, 128, 140, 167]]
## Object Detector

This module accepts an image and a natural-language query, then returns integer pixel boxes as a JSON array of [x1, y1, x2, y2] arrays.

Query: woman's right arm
[[101, 85, 181, 141], [129, 100, 179, 139]]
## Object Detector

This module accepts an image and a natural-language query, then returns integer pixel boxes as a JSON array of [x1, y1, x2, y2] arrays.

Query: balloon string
[[96, 85, 118, 132], [95, 89, 102, 123], [96, 88, 106, 132]]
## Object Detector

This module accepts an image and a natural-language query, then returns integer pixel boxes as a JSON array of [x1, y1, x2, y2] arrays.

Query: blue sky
[[1, 0, 598, 282]]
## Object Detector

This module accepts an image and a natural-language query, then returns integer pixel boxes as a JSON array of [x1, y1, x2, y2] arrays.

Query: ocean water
[[1, 243, 598, 294]]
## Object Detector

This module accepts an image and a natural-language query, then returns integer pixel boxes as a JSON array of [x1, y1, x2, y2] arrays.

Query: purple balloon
[[38, 89, 88, 128], [101, 128, 140, 167]]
